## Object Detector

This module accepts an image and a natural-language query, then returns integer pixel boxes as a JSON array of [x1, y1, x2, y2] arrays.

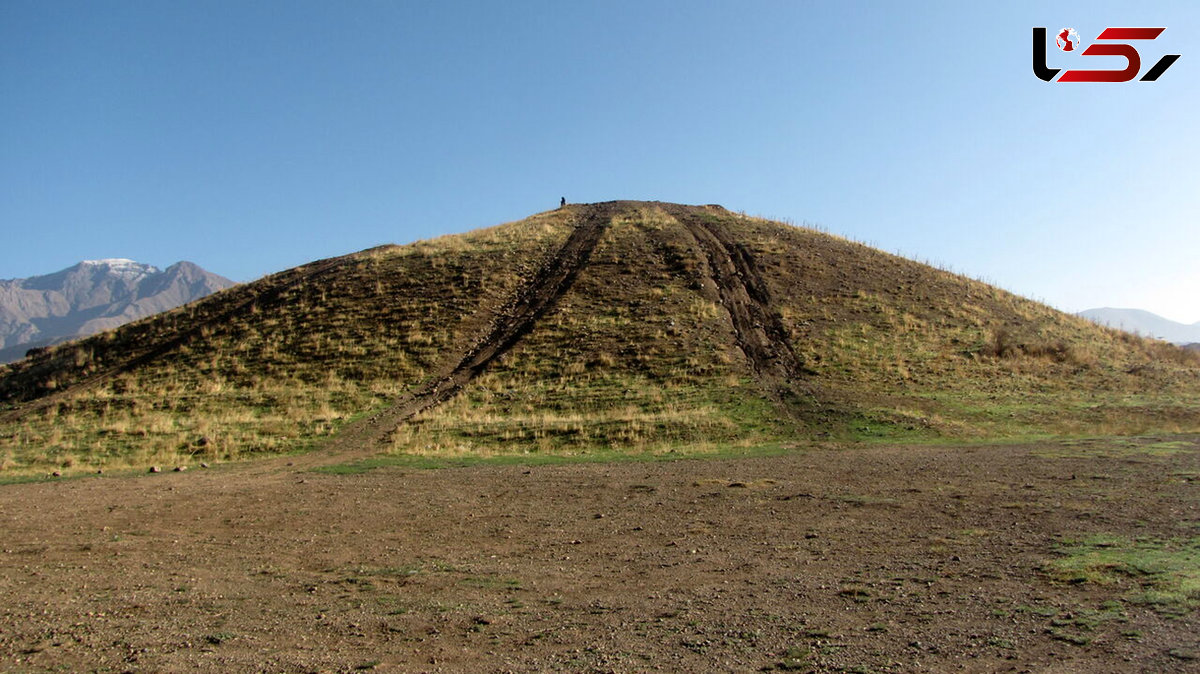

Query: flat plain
[[1, 436, 1196, 672]]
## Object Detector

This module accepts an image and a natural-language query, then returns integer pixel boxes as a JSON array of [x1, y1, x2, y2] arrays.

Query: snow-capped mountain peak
[[79, 258, 160, 280], [0, 259, 235, 363]]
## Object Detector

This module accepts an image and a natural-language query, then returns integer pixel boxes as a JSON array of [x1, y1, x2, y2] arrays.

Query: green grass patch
[[314, 440, 799, 474], [771, 645, 812, 671], [1044, 535, 1200, 612], [1017, 601, 1129, 647], [203, 632, 236, 646], [1034, 437, 1197, 460]]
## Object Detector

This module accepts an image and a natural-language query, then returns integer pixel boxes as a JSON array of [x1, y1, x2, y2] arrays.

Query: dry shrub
[[985, 327, 1075, 363], [985, 327, 1018, 359], [1143, 339, 1200, 366]]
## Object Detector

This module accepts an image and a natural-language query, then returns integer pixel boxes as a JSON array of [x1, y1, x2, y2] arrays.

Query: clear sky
[[3, 1, 1197, 322]]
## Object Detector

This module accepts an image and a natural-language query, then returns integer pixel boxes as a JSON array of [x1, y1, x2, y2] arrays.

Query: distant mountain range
[[1078, 308, 1200, 346], [0, 259, 234, 364]]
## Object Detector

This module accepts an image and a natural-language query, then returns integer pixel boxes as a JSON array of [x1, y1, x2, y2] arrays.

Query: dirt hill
[[1, 201, 1197, 475]]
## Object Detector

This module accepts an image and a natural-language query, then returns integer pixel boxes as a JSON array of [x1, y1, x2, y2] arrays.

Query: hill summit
[[1, 202, 1197, 474]]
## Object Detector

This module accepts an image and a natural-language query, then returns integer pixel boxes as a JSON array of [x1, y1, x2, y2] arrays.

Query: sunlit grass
[[2, 204, 1198, 475], [1045, 535, 1200, 614]]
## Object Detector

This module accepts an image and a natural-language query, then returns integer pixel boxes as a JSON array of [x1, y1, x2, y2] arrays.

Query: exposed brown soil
[[664, 204, 816, 411], [1, 437, 1196, 673]]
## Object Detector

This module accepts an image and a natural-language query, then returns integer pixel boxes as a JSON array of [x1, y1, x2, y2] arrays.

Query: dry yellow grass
[[2, 202, 1198, 475]]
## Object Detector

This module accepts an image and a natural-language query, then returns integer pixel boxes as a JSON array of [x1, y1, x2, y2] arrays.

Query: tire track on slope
[[664, 205, 816, 412], [307, 204, 614, 464]]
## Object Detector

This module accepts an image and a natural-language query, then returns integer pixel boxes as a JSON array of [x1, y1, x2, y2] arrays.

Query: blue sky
[[3, 1, 1197, 321]]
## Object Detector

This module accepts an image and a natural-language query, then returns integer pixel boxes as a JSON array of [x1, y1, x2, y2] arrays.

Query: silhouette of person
[[560, 197, 566, 208]]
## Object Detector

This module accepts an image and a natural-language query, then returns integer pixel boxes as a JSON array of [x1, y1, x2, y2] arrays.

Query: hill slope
[[0, 259, 234, 364], [1, 202, 1197, 474]]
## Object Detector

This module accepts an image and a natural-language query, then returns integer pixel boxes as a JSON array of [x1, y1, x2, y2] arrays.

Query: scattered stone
[[779, 492, 816, 500]]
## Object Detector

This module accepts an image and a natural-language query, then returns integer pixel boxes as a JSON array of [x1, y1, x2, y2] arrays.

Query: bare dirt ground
[[1, 437, 1197, 673]]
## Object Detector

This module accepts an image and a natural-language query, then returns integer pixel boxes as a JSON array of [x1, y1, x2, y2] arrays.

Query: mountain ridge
[[0, 259, 235, 364], [1077, 307, 1200, 345]]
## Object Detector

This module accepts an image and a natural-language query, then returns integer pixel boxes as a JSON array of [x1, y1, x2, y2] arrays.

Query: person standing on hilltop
[[560, 197, 566, 208]]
